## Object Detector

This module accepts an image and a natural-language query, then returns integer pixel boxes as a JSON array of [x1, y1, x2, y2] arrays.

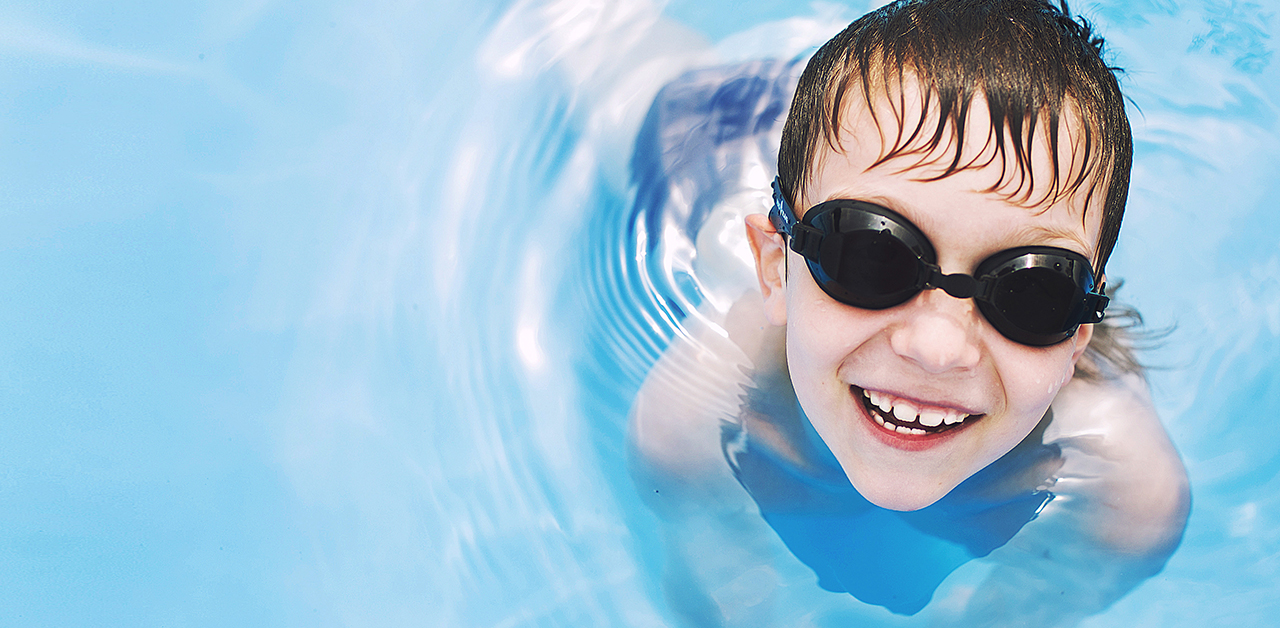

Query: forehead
[[803, 78, 1105, 257]]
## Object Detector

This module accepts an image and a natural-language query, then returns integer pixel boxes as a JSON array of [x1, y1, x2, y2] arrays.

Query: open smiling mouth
[[853, 386, 984, 437]]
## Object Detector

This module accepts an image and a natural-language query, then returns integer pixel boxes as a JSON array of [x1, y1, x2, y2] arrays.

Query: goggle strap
[[1082, 289, 1109, 324], [768, 204, 789, 237], [789, 224, 824, 259], [771, 177, 825, 260], [770, 178, 791, 233]]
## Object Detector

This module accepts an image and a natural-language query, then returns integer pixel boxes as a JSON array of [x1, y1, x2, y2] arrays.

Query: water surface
[[2, 0, 1279, 625]]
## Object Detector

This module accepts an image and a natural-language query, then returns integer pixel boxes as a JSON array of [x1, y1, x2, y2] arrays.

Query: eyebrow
[[1011, 222, 1096, 259]]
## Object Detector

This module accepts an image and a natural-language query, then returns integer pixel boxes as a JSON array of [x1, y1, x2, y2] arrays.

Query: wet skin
[[629, 70, 1189, 627], [745, 80, 1101, 511]]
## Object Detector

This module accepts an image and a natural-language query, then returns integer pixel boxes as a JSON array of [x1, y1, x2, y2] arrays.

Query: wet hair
[[776, 0, 1132, 278]]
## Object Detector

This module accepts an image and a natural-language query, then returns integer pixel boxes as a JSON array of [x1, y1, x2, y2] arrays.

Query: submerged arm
[[628, 295, 802, 626], [946, 371, 1190, 627]]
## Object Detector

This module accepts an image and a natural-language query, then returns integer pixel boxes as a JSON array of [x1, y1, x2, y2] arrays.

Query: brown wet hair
[[777, 0, 1132, 279]]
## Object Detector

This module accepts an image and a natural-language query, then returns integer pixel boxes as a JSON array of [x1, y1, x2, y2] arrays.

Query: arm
[[627, 295, 792, 626], [944, 371, 1190, 627], [628, 299, 758, 515]]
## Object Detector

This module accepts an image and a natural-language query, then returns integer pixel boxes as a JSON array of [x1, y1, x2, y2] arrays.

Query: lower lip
[[851, 386, 977, 452]]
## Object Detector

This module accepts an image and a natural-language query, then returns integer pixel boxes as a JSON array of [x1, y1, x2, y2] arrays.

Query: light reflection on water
[[2, 0, 1278, 625]]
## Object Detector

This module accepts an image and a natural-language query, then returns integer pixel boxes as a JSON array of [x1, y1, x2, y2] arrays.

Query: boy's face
[[748, 82, 1102, 511]]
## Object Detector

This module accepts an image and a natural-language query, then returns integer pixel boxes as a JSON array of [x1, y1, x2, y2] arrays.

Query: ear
[[745, 213, 789, 326], [1067, 273, 1099, 371], [1069, 320, 1094, 366]]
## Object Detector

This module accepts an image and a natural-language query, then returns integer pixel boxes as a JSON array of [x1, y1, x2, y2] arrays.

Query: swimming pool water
[[2, 0, 1278, 625]]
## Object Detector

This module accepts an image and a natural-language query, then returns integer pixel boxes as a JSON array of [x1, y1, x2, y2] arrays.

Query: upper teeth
[[864, 389, 970, 428]]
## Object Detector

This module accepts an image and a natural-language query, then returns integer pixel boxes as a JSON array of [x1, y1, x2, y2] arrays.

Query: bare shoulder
[[1044, 369, 1191, 557], [952, 370, 1191, 626], [627, 294, 779, 516]]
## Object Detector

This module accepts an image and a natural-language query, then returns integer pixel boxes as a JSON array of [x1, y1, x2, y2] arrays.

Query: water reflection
[[3, 0, 1278, 625]]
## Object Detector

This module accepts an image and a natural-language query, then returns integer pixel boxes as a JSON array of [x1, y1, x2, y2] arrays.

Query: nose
[[888, 290, 981, 373]]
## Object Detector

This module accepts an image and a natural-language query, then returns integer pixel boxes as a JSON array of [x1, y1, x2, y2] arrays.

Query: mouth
[[853, 385, 984, 439]]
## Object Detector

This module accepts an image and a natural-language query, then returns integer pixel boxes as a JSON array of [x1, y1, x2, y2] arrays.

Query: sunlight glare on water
[[1, 0, 1278, 625]]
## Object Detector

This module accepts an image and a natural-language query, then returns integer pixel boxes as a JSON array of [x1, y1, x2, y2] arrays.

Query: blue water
[[2, 0, 1278, 625]]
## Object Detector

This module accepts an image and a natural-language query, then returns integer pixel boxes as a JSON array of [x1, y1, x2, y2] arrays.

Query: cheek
[[784, 272, 828, 376], [784, 278, 872, 376], [784, 301, 831, 397], [783, 278, 870, 401], [997, 340, 1081, 418]]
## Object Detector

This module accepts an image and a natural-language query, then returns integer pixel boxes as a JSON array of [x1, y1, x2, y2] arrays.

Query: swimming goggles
[[768, 178, 1108, 346]]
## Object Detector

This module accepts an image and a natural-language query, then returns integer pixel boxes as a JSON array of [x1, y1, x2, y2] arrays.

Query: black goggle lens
[[819, 230, 924, 309], [989, 267, 1077, 334]]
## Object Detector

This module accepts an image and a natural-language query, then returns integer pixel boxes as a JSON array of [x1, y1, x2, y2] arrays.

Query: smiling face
[[747, 81, 1103, 511]]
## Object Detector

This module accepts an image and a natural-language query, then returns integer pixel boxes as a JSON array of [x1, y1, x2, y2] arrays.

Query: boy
[[628, 1, 1190, 625]]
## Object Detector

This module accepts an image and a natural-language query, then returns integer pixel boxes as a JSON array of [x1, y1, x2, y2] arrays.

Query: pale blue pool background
[[2, 0, 1278, 625]]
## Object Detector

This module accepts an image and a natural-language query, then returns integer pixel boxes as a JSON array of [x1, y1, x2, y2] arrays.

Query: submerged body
[[631, 293, 1187, 624], [627, 48, 1188, 625]]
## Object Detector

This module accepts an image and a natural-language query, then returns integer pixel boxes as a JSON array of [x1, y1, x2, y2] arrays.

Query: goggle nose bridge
[[923, 267, 988, 301]]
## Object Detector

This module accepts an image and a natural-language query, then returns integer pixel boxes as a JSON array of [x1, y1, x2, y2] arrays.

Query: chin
[[848, 473, 958, 512]]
